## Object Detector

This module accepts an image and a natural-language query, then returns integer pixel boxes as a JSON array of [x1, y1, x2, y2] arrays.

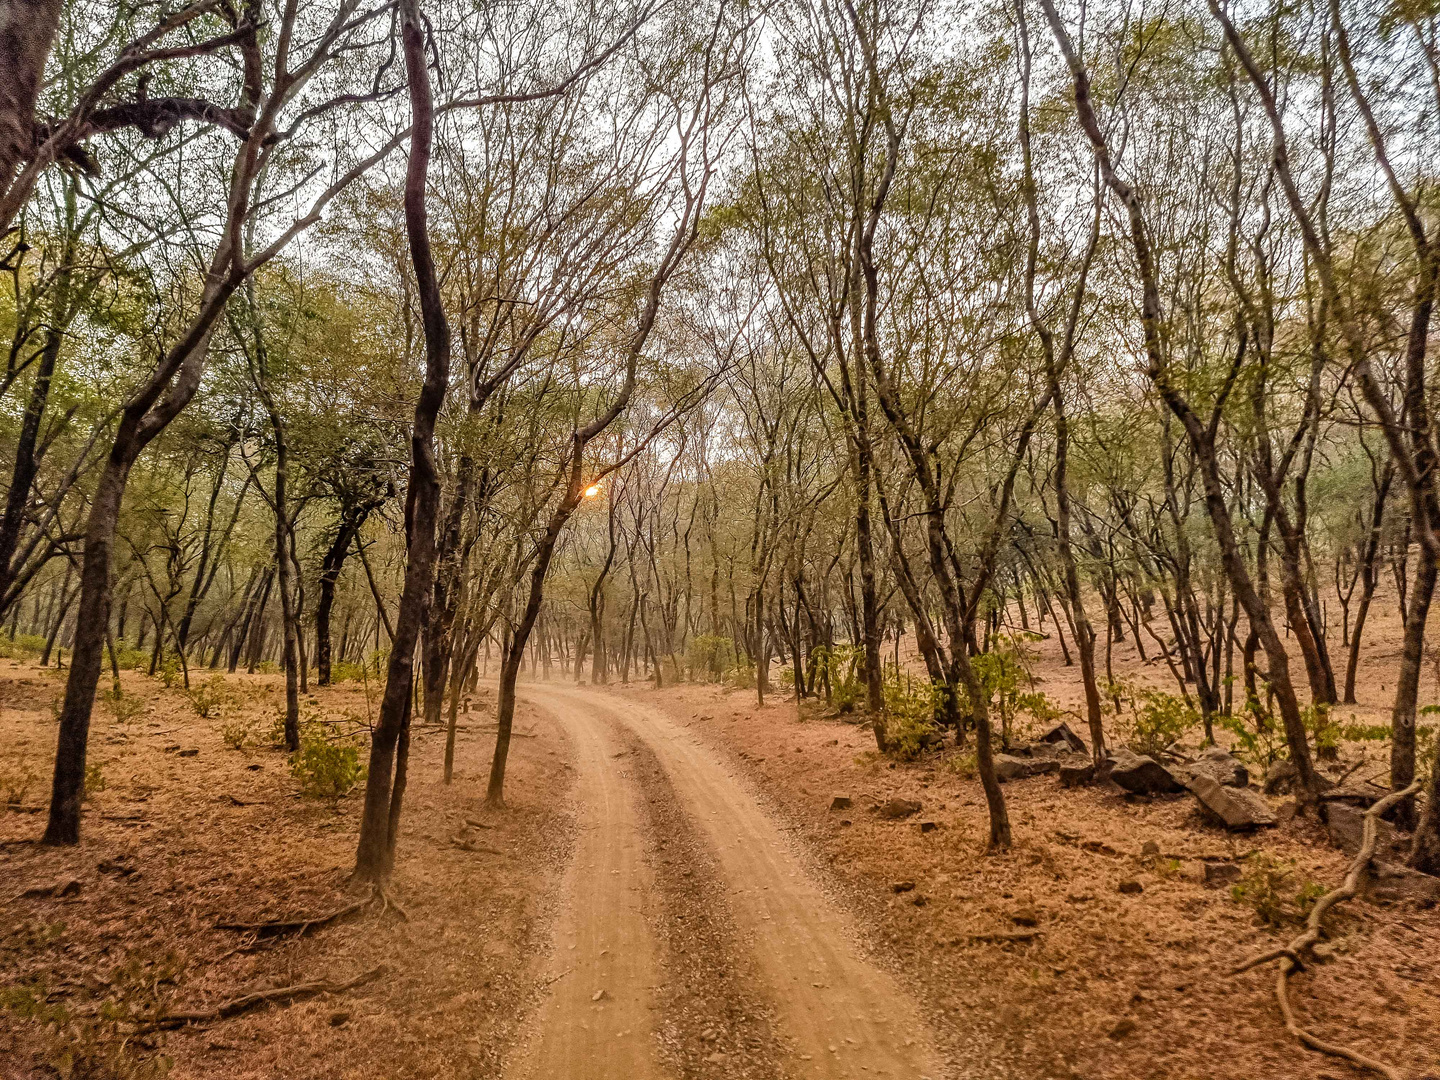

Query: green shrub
[[186, 675, 231, 719], [289, 735, 365, 798], [881, 667, 942, 761], [156, 655, 181, 689], [106, 690, 147, 724], [221, 715, 258, 750], [1216, 706, 1290, 766], [329, 660, 366, 683], [1, 952, 182, 1080], [1117, 687, 1199, 757], [1231, 853, 1327, 927], [1303, 704, 1340, 761], [813, 645, 863, 712], [0, 633, 47, 659], [257, 660, 278, 675], [687, 635, 737, 683], [84, 761, 105, 798]]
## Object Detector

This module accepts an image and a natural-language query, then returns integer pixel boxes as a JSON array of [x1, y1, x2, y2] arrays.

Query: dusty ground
[[1, 664, 572, 1080], [1, 585, 1438, 1080]]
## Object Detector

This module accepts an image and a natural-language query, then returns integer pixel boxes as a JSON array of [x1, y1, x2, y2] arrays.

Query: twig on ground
[[964, 930, 1042, 944], [132, 965, 386, 1031], [1233, 779, 1423, 1080]]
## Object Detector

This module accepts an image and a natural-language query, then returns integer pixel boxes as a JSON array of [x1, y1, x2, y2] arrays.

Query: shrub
[[156, 655, 181, 689], [329, 660, 366, 683], [1117, 688, 1199, 757], [84, 761, 105, 798], [1231, 853, 1327, 927], [0, 633, 47, 660], [1216, 706, 1289, 766], [257, 660, 278, 675], [1303, 704, 1340, 761], [881, 667, 942, 761], [221, 715, 258, 750], [813, 645, 863, 713], [289, 735, 365, 798], [1, 951, 182, 1080], [687, 635, 736, 683], [186, 675, 231, 719]]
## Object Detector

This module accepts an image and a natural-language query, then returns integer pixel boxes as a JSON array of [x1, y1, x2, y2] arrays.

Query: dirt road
[[511, 684, 943, 1080]]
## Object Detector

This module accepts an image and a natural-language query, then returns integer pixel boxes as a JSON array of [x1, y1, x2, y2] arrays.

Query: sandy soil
[[2, 585, 1438, 1080]]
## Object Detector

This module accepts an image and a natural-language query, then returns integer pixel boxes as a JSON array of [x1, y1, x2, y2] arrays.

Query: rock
[[329, 1010, 351, 1027], [1203, 861, 1242, 888], [995, 755, 1060, 782], [1187, 747, 1249, 788], [912, 894, 928, 906], [1038, 721, 1088, 755], [1366, 861, 1440, 907], [878, 798, 922, 820], [830, 795, 852, 811], [1118, 879, 1144, 894], [1023, 741, 1065, 759], [178, 748, 199, 758], [18, 878, 81, 899], [1108, 1019, 1137, 1040], [1264, 759, 1298, 795], [1141, 840, 1160, 856], [1186, 774, 1276, 830], [1319, 783, 1389, 809], [892, 880, 916, 893], [918, 821, 938, 834], [1322, 802, 1408, 861], [1108, 748, 1187, 795], [1276, 799, 1299, 825], [592, 989, 607, 1002], [1011, 908, 1040, 927], [1058, 760, 1096, 788]]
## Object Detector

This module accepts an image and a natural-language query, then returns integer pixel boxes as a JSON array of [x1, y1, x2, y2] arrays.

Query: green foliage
[[221, 715, 259, 750], [687, 634, 736, 683], [0, 633, 47, 659], [106, 689, 147, 724], [329, 661, 366, 683], [185, 675, 232, 719], [880, 666, 942, 761], [1215, 706, 1289, 766], [156, 655, 181, 689], [1115, 686, 1200, 757], [257, 660, 279, 675], [1304, 704, 1340, 761], [1230, 853, 1327, 928], [0, 951, 182, 1080], [1340, 720, 1390, 741], [289, 735, 365, 798], [813, 645, 863, 713], [84, 761, 106, 798]]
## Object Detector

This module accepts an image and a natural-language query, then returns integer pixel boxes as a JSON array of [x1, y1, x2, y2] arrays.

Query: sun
[[584, 484, 601, 498]]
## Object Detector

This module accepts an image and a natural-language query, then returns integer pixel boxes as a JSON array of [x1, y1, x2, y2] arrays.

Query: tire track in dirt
[[504, 689, 667, 1080], [535, 685, 945, 1080], [618, 724, 789, 1079]]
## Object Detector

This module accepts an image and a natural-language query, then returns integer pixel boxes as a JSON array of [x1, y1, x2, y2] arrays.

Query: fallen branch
[[963, 930, 1042, 944], [133, 965, 385, 1031], [1234, 779, 1422, 1080], [217, 893, 373, 938]]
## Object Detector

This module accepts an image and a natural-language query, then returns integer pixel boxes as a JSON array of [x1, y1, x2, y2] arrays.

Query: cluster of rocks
[[993, 724, 1279, 831]]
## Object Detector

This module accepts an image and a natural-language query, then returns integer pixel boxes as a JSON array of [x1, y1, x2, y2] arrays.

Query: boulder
[[1319, 783, 1389, 809], [1038, 721, 1088, 755], [1365, 861, 1440, 907], [1108, 748, 1187, 796], [1187, 747, 1249, 788], [829, 795, 852, 811], [1117, 879, 1144, 894], [1264, 759, 1298, 795], [1186, 774, 1276, 830], [995, 754, 1061, 782], [1058, 760, 1096, 788], [878, 797, 922, 820], [1321, 802, 1408, 861]]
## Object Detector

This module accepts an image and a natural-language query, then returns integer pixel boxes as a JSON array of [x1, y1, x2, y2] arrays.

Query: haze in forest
[[1, 0, 1438, 1077]]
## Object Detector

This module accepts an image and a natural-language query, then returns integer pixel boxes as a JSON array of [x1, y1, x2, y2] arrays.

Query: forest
[[1, 0, 1438, 1077]]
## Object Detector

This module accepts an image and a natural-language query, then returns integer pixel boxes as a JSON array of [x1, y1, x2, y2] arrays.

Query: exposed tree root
[[132, 965, 386, 1031], [217, 892, 375, 938], [1234, 779, 1422, 1080]]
